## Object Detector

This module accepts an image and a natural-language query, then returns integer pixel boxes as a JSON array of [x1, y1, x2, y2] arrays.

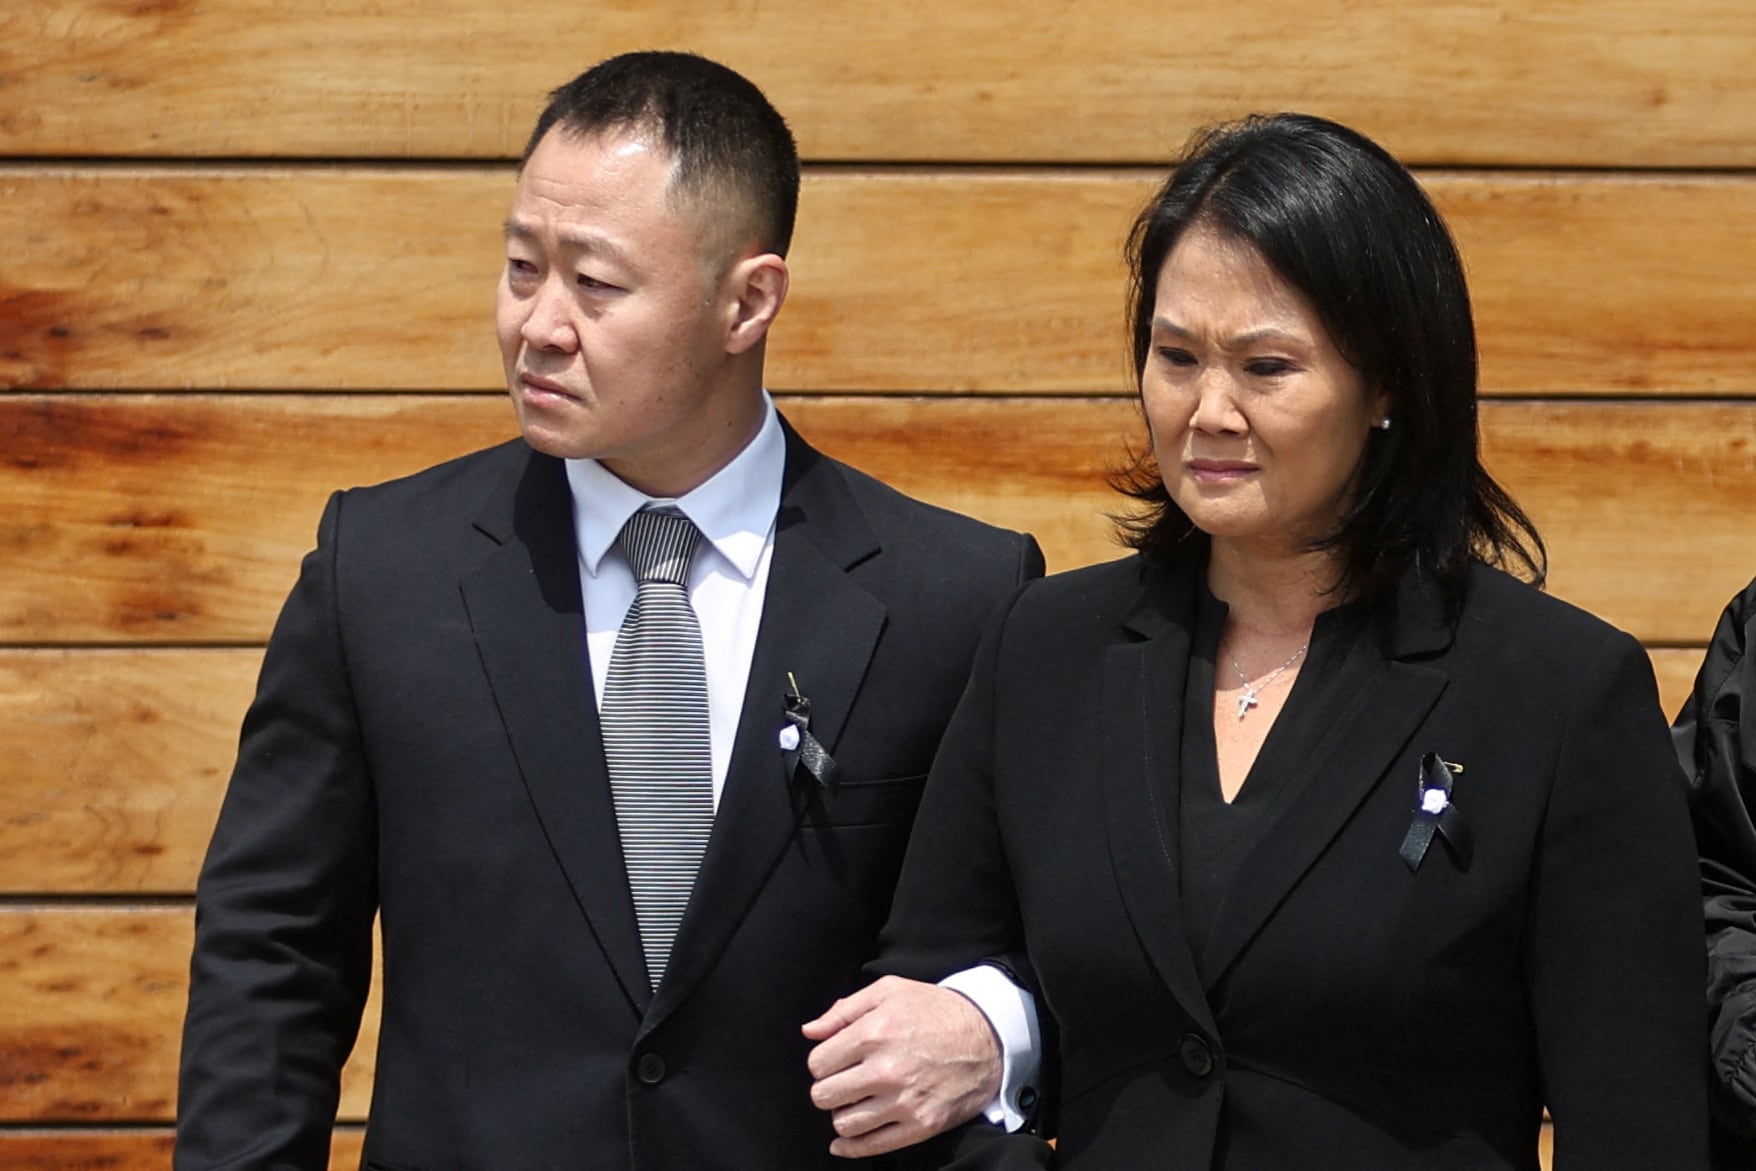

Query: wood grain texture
[[3, 394, 1753, 644], [0, 908, 377, 1123], [0, 649, 259, 893], [0, 395, 520, 644], [1651, 647, 1709, 724], [0, 1128, 362, 1169], [2, 642, 1708, 896], [6, 169, 1756, 395], [1479, 402, 1756, 644], [4, 0, 1756, 168]]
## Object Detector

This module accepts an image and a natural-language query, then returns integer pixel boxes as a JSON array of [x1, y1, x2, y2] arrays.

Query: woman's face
[[1142, 224, 1389, 559]]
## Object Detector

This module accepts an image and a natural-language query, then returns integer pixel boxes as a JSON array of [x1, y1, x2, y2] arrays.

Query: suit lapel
[[459, 448, 651, 1015], [645, 424, 885, 1028], [1099, 563, 1217, 1036], [1196, 577, 1455, 987]]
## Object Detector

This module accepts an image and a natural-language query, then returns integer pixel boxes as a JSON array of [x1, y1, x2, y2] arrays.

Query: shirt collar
[[565, 393, 784, 582]]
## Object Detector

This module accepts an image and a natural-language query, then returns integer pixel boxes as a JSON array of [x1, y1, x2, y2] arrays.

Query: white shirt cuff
[[938, 963, 1041, 1131]]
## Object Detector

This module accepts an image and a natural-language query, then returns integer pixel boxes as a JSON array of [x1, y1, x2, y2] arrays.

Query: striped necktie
[[602, 507, 713, 991]]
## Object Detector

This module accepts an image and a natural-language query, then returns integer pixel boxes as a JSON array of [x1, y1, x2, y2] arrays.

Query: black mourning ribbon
[[783, 674, 840, 789], [1398, 752, 1475, 873]]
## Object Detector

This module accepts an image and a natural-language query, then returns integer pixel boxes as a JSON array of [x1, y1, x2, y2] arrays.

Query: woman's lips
[[1186, 458, 1257, 484]]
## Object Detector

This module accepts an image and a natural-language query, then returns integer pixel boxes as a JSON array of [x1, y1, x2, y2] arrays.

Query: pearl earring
[[1376, 416, 1393, 431]]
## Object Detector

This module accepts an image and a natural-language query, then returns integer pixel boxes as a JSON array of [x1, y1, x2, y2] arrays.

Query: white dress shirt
[[567, 400, 783, 807], [565, 393, 1038, 1129]]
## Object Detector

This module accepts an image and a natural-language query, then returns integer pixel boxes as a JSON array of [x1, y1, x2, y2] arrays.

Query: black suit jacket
[[882, 556, 1708, 1170], [175, 422, 1043, 1170]]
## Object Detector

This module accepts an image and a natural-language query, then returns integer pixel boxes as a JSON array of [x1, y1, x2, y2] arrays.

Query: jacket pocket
[[799, 771, 928, 827]]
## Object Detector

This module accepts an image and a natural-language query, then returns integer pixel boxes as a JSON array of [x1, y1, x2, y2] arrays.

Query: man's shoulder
[[811, 448, 1027, 554], [312, 438, 541, 556], [341, 437, 530, 505], [1727, 573, 1756, 634]]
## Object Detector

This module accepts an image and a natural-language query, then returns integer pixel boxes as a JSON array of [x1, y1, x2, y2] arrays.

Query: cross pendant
[[1236, 685, 1260, 719]]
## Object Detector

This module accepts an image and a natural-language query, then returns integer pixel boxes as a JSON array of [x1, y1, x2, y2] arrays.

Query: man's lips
[[519, 373, 579, 401]]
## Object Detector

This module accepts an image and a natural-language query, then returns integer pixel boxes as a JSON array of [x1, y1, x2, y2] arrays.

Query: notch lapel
[[1196, 579, 1456, 987], [1099, 565, 1217, 1036], [459, 449, 651, 1015], [644, 427, 885, 1027]]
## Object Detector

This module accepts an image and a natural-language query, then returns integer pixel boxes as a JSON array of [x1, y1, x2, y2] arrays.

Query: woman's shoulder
[[1452, 561, 1642, 667], [1011, 553, 1158, 611], [986, 554, 1165, 644]]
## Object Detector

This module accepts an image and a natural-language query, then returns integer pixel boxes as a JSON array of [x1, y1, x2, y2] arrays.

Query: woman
[[881, 114, 1707, 1168]]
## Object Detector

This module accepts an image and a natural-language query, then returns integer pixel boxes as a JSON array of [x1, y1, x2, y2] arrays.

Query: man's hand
[[803, 975, 1002, 1158]]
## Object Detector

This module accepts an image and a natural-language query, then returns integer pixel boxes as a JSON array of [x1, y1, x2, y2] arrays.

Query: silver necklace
[[1228, 644, 1309, 720]]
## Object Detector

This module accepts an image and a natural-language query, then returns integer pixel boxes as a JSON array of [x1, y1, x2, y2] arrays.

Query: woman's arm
[[1528, 630, 1709, 1167]]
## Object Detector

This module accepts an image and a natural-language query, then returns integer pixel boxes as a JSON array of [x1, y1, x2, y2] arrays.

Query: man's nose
[[522, 280, 579, 351]]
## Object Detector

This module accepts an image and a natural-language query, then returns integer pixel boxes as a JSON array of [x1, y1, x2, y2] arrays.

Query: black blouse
[[1178, 578, 1374, 985]]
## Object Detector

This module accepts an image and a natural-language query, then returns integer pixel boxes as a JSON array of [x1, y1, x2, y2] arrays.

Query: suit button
[[1178, 1033, 1215, 1077], [636, 1052, 667, 1085]]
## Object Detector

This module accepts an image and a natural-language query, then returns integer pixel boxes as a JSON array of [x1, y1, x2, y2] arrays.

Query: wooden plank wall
[[6, 2, 1755, 1164]]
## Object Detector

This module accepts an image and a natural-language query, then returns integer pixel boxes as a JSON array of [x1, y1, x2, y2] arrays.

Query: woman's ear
[[1370, 387, 1394, 432]]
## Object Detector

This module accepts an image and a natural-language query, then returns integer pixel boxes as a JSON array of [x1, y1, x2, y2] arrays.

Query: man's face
[[496, 128, 751, 496]]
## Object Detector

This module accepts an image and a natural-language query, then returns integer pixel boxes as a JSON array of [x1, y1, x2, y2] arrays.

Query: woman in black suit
[[879, 114, 1708, 1168]]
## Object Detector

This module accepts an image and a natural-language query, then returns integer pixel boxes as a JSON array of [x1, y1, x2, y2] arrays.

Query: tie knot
[[618, 509, 701, 586]]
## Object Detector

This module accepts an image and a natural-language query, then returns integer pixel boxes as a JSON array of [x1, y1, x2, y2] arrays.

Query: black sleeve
[[876, 595, 1026, 987], [1527, 630, 1709, 1167], [1677, 577, 1756, 1138], [892, 1122, 1056, 1170], [175, 492, 379, 1170]]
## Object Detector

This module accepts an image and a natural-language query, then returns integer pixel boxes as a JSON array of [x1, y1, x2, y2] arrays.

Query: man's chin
[[519, 431, 600, 461], [514, 415, 599, 462], [511, 397, 596, 461]]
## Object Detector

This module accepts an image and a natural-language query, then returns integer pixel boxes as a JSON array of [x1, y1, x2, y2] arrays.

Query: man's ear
[[723, 253, 789, 356]]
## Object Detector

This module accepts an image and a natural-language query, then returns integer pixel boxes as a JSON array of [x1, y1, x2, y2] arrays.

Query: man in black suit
[[175, 51, 1041, 1170]]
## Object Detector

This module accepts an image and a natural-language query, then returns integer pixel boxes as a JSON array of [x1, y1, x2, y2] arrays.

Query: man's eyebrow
[[502, 218, 633, 265]]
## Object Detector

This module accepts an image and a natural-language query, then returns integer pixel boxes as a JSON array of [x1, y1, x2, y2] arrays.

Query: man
[[1676, 574, 1756, 1169], [176, 52, 1041, 1169]]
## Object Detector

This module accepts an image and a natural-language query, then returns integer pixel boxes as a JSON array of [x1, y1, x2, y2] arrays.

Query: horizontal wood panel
[[0, 908, 377, 1123], [1651, 648, 1709, 724], [5, 0, 1756, 168], [6, 169, 1756, 396], [1477, 404, 1756, 644], [4, 394, 1754, 644], [1, 643, 1708, 895], [0, 1128, 362, 1169], [0, 649, 259, 893]]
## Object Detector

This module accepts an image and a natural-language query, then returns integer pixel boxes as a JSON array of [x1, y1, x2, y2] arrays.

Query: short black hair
[[1113, 112, 1544, 610], [523, 51, 800, 258]]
